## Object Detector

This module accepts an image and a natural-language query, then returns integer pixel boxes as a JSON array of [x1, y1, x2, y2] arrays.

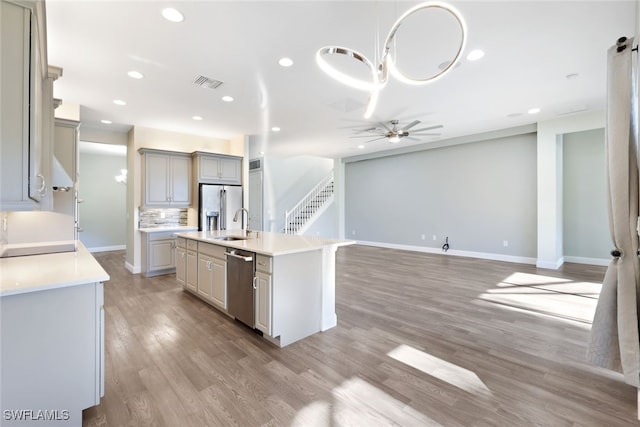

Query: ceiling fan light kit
[[316, 1, 467, 118]]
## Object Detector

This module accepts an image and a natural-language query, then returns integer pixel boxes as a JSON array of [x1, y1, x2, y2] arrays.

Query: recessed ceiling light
[[271, 127, 281, 132], [192, 116, 203, 121], [466, 49, 485, 61], [101, 120, 112, 124], [528, 108, 541, 114], [259, 151, 265, 155], [357, 144, 365, 149], [128, 71, 144, 79], [278, 57, 294, 67], [113, 99, 126, 106], [222, 95, 234, 102], [162, 8, 184, 23]]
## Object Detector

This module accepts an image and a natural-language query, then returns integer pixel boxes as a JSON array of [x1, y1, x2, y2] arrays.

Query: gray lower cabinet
[[176, 237, 186, 286], [255, 254, 273, 335], [185, 239, 198, 293], [1, 282, 104, 426], [195, 242, 227, 309], [141, 231, 177, 277]]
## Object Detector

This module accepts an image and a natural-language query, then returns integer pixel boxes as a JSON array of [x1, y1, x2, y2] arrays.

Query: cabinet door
[[197, 253, 214, 301], [145, 153, 171, 206], [170, 155, 191, 205], [149, 239, 175, 271], [255, 271, 272, 336], [198, 156, 221, 182], [0, 3, 34, 209], [176, 246, 186, 286], [219, 157, 241, 184], [186, 250, 198, 293], [211, 258, 227, 309]]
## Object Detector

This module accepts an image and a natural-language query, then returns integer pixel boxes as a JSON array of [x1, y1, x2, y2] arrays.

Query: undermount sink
[[214, 236, 248, 241]]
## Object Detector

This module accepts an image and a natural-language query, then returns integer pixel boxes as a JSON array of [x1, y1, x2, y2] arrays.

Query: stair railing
[[284, 170, 334, 234]]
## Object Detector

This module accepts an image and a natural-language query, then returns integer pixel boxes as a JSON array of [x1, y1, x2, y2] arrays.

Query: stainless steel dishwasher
[[226, 248, 256, 328]]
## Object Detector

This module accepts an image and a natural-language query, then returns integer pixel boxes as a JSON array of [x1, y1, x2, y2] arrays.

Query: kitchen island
[[174, 230, 354, 347], [0, 244, 109, 427]]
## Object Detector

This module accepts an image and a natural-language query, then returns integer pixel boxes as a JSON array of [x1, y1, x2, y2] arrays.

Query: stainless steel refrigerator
[[199, 184, 243, 231]]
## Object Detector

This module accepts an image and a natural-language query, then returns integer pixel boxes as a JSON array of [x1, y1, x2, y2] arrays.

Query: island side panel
[[321, 245, 339, 331], [0, 282, 102, 427], [272, 250, 323, 347]]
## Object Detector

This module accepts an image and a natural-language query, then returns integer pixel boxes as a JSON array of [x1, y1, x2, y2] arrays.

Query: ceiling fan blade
[[366, 136, 387, 143], [350, 134, 384, 138], [377, 121, 392, 132], [409, 124, 443, 133], [411, 132, 441, 136], [352, 126, 378, 134], [401, 120, 421, 131]]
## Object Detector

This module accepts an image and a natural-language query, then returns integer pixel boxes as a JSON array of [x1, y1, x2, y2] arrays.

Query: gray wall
[[563, 128, 609, 260], [78, 152, 127, 250], [345, 133, 538, 258]]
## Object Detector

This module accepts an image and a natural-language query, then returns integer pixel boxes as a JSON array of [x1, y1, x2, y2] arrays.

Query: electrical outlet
[[352, 229, 356, 236], [421, 234, 426, 240], [503, 240, 509, 247], [432, 235, 437, 241]]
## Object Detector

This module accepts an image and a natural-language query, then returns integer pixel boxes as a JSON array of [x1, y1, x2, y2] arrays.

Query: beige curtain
[[587, 36, 639, 389]]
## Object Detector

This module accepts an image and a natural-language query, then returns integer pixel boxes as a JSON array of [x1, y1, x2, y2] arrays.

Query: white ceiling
[[46, 1, 637, 159]]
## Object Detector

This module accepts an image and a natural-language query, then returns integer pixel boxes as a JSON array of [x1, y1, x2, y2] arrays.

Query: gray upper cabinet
[[193, 152, 242, 185], [140, 149, 192, 207], [1, 0, 54, 211]]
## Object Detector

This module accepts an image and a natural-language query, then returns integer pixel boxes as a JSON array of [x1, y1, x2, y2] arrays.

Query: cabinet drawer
[[176, 237, 186, 248], [256, 254, 272, 274], [198, 242, 226, 259], [186, 239, 198, 251]]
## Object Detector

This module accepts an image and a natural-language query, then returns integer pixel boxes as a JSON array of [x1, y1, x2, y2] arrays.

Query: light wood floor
[[84, 245, 638, 426]]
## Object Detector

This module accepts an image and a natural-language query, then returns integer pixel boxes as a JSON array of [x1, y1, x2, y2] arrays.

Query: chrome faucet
[[233, 208, 250, 233]]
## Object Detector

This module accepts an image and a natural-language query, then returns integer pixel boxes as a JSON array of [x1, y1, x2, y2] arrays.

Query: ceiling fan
[[350, 120, 443, 144]]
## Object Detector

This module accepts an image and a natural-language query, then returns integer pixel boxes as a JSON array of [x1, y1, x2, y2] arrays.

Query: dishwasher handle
[[226, 251, 253, 262]]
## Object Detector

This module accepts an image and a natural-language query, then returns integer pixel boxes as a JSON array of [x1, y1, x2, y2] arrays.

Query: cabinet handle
[[36, 173, 46, 194], [253, 276, 258, 290], [207, 261, 212, 271]]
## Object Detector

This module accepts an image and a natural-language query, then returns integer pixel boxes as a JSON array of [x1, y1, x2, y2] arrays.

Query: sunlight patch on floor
[[387, 344, 492, 397], [291, 377, 440, 426], [475, 272, 601, 327]]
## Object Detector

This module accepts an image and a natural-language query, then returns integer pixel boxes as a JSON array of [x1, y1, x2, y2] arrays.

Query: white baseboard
[[536, 257, 565, 270], [87, 245, 126, 253], [356, 240, 537, 265], [563, 256, 610, 267], [125, 261, 141, 274]]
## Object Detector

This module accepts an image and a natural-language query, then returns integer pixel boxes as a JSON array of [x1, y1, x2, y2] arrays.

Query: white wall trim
[[357, 240, 537, 265], [87, 245, 126, 253], [564, 256, 610, 267], [536, 257, 565, 270], [125, 261, 141, 274]]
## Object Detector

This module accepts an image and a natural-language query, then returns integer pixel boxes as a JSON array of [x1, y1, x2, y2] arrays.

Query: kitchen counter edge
[[174, 230, 355, 257], [0, 243, 110, 297]]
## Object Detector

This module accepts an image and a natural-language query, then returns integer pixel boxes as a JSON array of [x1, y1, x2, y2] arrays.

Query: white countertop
[[175, 230, 355, 256], [0, 243, 110, 297], [138, 225, 198, 234]]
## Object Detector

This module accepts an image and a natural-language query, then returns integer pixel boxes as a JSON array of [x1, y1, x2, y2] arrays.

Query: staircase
[[284, 171, 334, 235]]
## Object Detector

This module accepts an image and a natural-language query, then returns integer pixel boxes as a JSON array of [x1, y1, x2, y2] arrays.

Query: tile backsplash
[[139, 208, 188, 228]]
